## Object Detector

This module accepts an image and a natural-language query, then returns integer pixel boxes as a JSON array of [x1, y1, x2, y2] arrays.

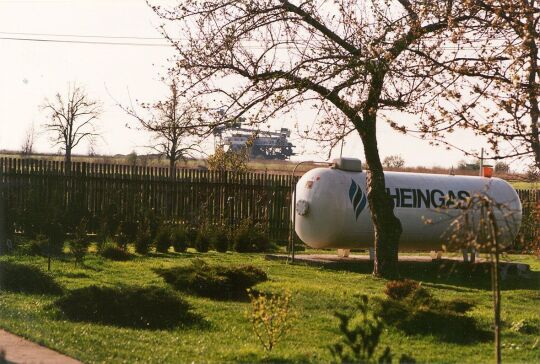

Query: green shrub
[[195, 231, 210, 253], [55, 285, 195, 329], [155, 225, 172, 253], [232, 219, 272, 253], [43, 222, 65, 256], [100, 243, 133, 261], [330, 295, 394, 363], [171, 226, 188, 253], [135, 228, 152, 255], [69, 218, 90, 265], [156, 259, 267, 300], [0, 262, 63, 295], [185, 226, 198, 247], [384, 279, 420, 301], [116, 221, 138, 250], [209, 224, 230, 252], [22, 234, 49, 256], [98, 203, 121, 242]]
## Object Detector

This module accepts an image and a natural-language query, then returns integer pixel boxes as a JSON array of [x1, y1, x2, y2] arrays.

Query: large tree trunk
[[525, 18, 540, 170], [360, 118, 402, 278]]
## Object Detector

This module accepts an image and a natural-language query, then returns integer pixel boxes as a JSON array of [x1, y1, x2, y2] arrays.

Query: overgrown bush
[[55, 285, 195, 329], [156, 259, 267, 300], [155, 225, 172, 253], [232, 219, 272, 253], [100, 242, 133, 261], [247, 289, 294, 352], [171, 226, 188, 253], [0, 262, 63, 295]]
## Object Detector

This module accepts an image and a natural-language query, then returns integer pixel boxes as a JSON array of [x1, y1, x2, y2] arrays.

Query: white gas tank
[[294, 164, 522, 250]]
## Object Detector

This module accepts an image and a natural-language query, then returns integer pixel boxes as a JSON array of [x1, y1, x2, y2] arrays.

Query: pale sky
[[0, 0, 519, 170]]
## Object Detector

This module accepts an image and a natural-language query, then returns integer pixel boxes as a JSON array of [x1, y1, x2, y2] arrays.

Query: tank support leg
[[470, 248, 477, 263], [462, 248, 476, 263], [461, 249, 469, 263], [368, 247, 375, 261]]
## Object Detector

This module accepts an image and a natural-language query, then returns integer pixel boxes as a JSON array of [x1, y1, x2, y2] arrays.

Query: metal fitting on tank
[[296, 200, 310, 216]]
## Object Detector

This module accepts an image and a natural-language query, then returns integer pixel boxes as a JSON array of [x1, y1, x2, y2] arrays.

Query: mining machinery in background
[[213, 118, 295, 160]]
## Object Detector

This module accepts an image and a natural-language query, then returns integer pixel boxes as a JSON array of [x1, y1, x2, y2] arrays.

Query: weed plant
[[247, 289, 294, 352]]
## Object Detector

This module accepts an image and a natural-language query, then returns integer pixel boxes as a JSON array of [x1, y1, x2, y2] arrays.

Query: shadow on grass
[[55, 285, 206, 330], [317, 259, 538, 291], [0, 262, 63, 295]]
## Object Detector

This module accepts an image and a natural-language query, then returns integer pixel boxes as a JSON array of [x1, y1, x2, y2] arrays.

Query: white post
[[479, 148, 484, 177]]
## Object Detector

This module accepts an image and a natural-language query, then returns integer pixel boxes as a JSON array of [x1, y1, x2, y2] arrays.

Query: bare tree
[[122, 78, 203, 179], [151, 0, 473, 277], [408, 0, 540, 169], [42, 84, 101, 171], [20, 123, 35, 155], [382, 155, 405, 169]]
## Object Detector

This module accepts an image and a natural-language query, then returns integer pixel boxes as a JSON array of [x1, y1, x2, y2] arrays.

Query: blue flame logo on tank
[[348, 179, 473, 219], [348, 180, 367, 219]]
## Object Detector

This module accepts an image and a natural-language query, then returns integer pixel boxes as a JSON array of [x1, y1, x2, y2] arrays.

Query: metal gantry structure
[[213, 118, 295, 160]]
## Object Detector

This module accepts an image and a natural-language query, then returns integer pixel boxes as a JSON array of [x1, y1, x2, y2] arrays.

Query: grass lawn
[[0, 251, 538, 363]]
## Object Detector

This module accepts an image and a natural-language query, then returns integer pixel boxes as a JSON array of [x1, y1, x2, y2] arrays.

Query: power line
[[0, 36, 171, 47]]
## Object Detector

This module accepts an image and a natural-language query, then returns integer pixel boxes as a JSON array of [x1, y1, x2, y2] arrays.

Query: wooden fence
[[516, 189, 540, 246], [0, 157, 538, 246], [0, 158, 295, 243]]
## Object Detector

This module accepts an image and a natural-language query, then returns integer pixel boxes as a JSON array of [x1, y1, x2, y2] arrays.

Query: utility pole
[[479, 148, 484, 176]]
